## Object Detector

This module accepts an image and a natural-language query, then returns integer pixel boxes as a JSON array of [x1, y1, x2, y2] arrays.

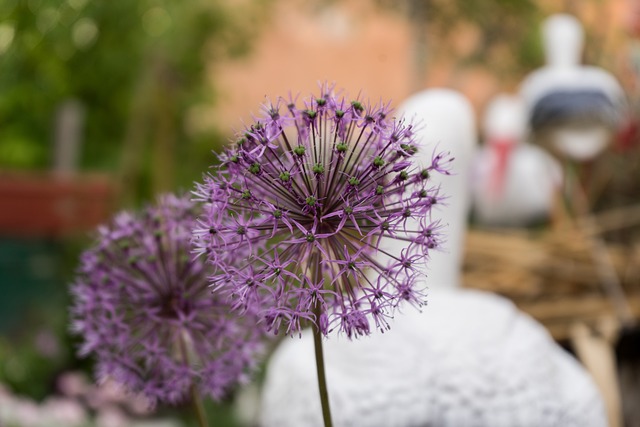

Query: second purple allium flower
[[70, 194, 264, 406], [194, 84, 452, 338]]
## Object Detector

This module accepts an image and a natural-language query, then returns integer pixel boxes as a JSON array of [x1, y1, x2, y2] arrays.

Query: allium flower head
[[70, 194, 264, 406], [194, 83, 452, 338]]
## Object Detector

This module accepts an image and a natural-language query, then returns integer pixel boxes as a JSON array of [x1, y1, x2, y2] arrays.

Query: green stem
[[313, 302, 334, 427], [190, 383, 209, 427], [179, 333, 209, 427]]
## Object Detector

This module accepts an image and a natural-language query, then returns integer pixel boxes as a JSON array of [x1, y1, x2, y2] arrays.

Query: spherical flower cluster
[[70, 194, 264, 406], [193, 84, 452, 338]]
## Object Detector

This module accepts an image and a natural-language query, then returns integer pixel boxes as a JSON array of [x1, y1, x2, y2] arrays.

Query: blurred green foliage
[[0, 0, 268, 418], [428, 0, 543, 70], [0, 0, 266, 202], [375, 0, 544, 80]]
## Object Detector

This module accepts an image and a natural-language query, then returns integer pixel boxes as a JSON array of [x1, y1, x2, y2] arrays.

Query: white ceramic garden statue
[[471, 94, 562, 226], [520, 14, 626, 161]]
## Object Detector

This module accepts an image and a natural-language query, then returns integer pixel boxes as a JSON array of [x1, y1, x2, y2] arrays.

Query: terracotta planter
[[0, 171, 116, 238]]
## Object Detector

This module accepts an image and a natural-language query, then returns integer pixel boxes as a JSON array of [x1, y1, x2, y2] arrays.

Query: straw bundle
[[462, 225, 640, 340]]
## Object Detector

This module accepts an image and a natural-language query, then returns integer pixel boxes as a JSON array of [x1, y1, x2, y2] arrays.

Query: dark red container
[[0, 171, 117, 238]]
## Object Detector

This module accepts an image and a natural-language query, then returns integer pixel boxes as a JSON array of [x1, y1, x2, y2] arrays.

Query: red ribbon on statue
[[489, 138, 515, 199]]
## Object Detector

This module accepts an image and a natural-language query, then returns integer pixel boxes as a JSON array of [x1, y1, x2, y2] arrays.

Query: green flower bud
[[294, 146, 306, 156]]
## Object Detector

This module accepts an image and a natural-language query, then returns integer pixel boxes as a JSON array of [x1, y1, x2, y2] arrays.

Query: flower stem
[[179, 333, 209, 427], [191, 383, 209, 427], [313, 303, 334, 427]]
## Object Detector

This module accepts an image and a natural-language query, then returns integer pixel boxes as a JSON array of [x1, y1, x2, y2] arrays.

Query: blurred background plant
[[375, 0, 544, 89], [0, 0, 268, 425], [0, 0, 266, 202]]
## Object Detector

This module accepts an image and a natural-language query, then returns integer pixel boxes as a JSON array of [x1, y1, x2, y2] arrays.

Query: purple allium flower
[[70, 194, 264, 406], [193, 83, 452, 339]]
